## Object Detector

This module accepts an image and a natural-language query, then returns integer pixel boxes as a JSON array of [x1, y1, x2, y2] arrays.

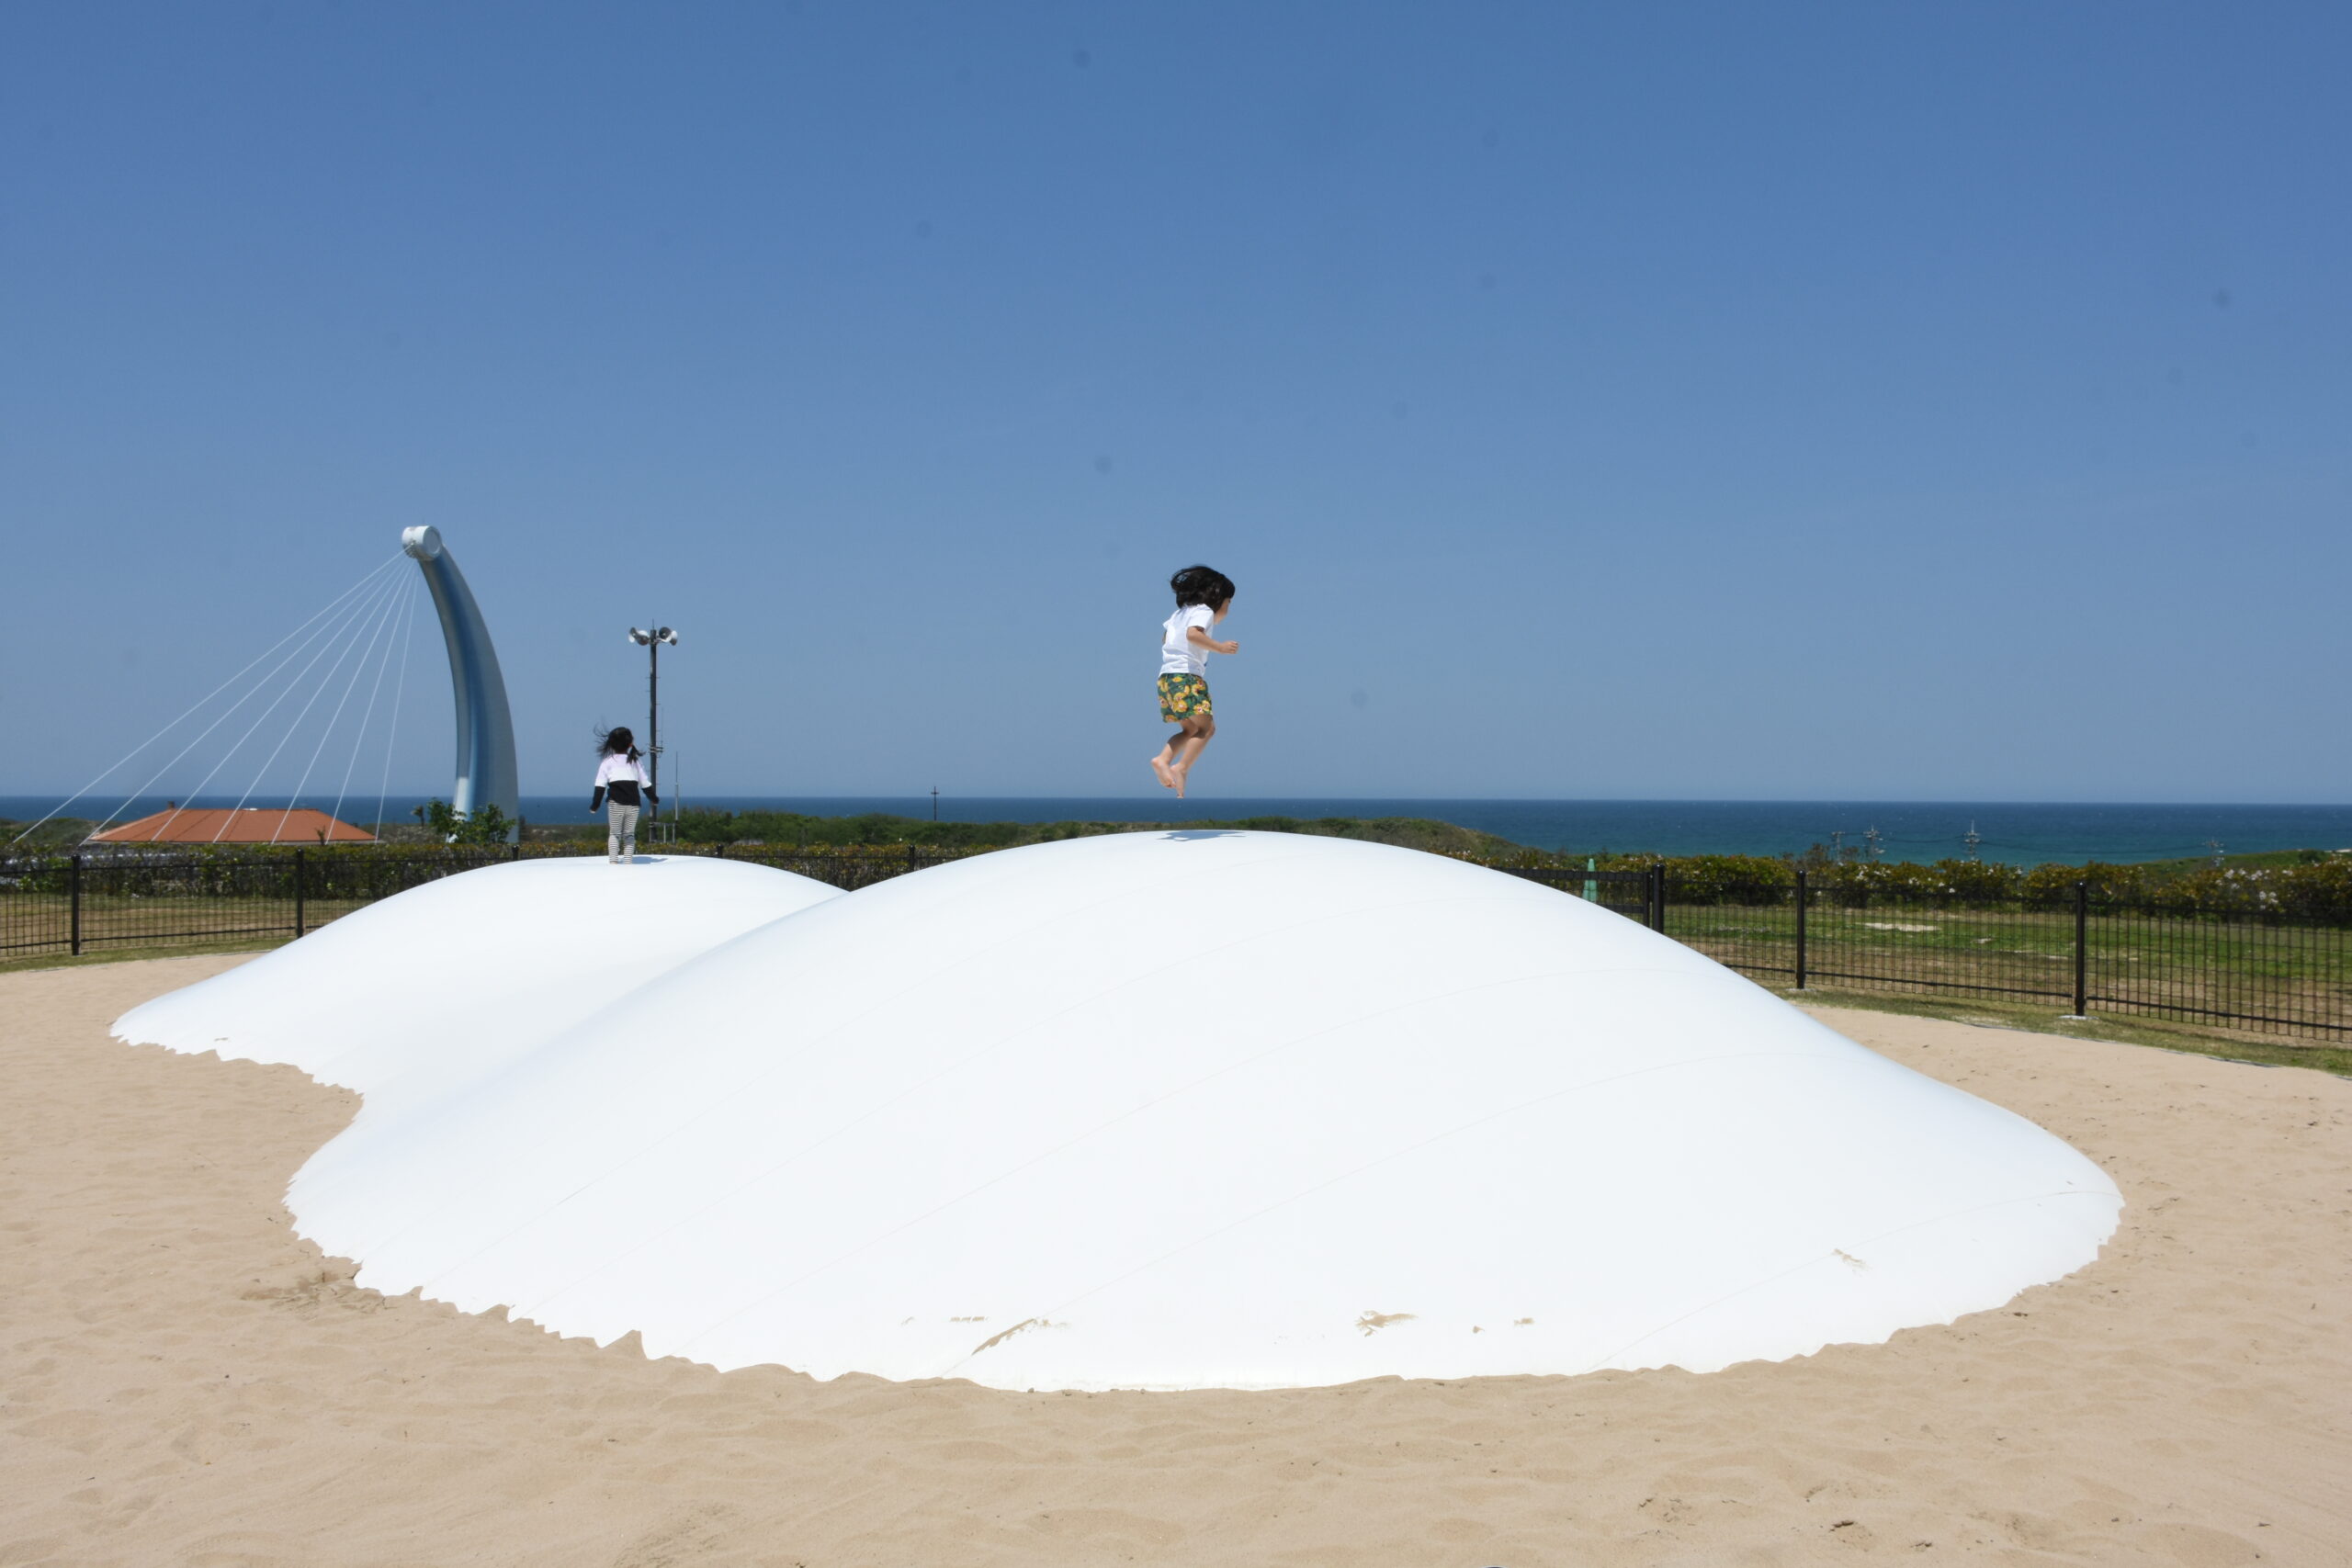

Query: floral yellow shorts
[[1158, 673, 1212, 723]]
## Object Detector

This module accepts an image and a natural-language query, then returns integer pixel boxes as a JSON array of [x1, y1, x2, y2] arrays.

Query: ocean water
[[9, 795, 2352, 868]]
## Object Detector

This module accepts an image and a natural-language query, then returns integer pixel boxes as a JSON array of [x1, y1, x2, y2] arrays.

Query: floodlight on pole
[[628, 626, 680, 825]]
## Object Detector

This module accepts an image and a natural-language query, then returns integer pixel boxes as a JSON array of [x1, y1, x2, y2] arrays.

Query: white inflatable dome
[[269, 831, 2119, 1392], [114, 854, 840, 1132]]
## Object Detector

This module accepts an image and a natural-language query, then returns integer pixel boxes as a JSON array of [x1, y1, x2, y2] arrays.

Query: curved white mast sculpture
[[401, 526, 520, 840]]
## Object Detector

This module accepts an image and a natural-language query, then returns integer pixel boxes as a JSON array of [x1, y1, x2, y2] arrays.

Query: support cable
[[275, 565, 414, 842], [372, 571, 422, 843], [215, 567, 410, 842], [331, 569, 416, 842], [170, 566, 402, 844], [121, 558, 407, 844], [8, 553, 405, 847]]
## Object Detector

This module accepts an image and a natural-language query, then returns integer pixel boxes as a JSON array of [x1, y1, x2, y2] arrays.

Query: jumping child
[[1150, 565, 1238, 798], [590, 726, 658, 864]]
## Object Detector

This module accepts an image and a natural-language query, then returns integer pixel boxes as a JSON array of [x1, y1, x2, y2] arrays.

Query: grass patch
[[1668, 901, 2349, 1037]]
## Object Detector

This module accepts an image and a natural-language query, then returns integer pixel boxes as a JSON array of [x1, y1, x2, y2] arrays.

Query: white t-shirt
[[1160, 604, 1216, 677], [594, 753, 650, 791]]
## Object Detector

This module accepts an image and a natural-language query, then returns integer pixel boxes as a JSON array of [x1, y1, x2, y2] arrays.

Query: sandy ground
[[2, 956, 2347, 1568]]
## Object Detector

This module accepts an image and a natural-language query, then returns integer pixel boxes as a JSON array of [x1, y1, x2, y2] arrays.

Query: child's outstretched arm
[[1186, 626, 1238, 656]]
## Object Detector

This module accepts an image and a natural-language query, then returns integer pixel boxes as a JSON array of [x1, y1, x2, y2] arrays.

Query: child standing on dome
[[1149, 564, 1238, 799], [590, 727, 657, 865]]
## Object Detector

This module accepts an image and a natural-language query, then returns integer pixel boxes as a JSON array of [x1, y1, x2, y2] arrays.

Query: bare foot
[[1150, 754, 1176, 790], [1170, 766, 1190, 799]]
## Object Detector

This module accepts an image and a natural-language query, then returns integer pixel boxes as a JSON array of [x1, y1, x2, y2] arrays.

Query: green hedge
[[1460, 852, 2352, 923], [15, 833, 2352, 925]]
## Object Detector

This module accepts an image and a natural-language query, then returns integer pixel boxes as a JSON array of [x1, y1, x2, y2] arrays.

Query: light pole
[[628, 626, 678, 825]]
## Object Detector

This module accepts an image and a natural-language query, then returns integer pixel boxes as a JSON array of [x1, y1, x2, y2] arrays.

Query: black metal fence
[[7, 847, 2347, 1043], [1498, 865, 1665, 929], [1645, 868, 2351, 1042], [0, 843, 963, 962], [1492, 864, 2350, 1040]]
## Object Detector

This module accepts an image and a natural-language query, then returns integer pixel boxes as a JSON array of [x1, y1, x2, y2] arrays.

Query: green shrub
[[412, 799, 514, 845], [2136, 860, 2352, 922], [1657, 854, 1792, 904]]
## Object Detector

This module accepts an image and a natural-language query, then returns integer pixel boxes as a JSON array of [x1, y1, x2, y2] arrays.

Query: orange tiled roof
[[86, 807, 378, 845]]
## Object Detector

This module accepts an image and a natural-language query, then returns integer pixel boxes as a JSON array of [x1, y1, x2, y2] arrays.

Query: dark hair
[[597, 726, 640, 761], [1170, 564, 1236, 611]]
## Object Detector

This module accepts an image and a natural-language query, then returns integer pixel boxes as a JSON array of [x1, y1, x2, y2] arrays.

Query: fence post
[[511, 843, 522, 863], [907, 843, 920, 876], [1650, 863, 1666, 932], [2069, 880, 2089, 1018], [1793, 869, 1808, 990], [70, 854, 83, 957], [294, 848, 307, 939]]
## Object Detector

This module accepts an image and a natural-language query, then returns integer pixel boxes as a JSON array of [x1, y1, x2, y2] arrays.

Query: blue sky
[[5, 2, 2346, 804]]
